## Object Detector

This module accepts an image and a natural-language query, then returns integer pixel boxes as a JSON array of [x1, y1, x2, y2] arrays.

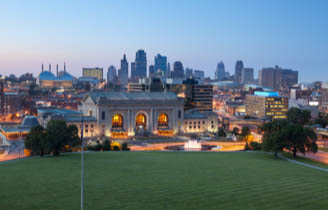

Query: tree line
[[262, 107, 318, 158], [25, 120, 80, 156]]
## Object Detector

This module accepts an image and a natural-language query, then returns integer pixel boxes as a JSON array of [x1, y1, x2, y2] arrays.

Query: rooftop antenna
[[64, 62, 66, 72], [49, 64, 51, 72], [42, 64, 44, 72], [56, 64, 59, 77]]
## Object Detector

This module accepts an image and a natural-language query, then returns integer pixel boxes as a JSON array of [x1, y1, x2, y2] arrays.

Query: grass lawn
[[1, 152, 328, 210]]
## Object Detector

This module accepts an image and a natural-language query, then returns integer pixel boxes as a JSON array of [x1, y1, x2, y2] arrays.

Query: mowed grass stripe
[[0, 151, 328, 210]]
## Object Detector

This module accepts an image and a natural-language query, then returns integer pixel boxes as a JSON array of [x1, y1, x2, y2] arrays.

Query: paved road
[[0, 141, 25, 162], [300, 150, 328, 164]]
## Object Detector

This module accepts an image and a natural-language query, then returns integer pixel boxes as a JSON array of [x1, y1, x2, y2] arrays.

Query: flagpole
[[81, 115, 84, 210]]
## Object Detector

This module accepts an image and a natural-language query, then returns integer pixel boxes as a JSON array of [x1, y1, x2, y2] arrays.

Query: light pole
[[80, 115, 84, 210]]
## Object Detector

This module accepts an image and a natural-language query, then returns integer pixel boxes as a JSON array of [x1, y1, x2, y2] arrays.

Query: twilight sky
[[0, 0, 327, 82]]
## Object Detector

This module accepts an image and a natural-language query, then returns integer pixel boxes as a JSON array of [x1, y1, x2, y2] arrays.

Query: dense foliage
[[25, 120, 80, 156]]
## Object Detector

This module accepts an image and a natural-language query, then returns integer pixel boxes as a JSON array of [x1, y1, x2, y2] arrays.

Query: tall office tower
[[135, 49, 147, 79], [215, 61, 225, 81], [193, 70, 205, 80], [241, 68, 254, 84], [280, 69, 298, 90], [82, 67, 103, 80], [258, 66, 281, 90], [185, 68, 193, 79], [235, 60, 244, 83], [118, 54, 129, 86], [107, 65, 117, 84], [149, 65, 155, 78], [166, 62, 171, 78], [171, 61, 184, 78], [154, 54, 167, 76], [183, 78, 213, 112], [131, 62, 136, 81]]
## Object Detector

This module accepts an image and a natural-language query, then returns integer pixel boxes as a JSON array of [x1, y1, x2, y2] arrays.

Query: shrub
[[113, 146, 120, 151], [250, 141, 262, 151], [122, 142, 130, 151], [244, 142, 250, 151], [87, 144, 102, 151], [102, 140, 111, 151]]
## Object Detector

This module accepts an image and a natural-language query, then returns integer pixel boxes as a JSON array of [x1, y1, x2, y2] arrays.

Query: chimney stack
[[56, 64, 59, 77]]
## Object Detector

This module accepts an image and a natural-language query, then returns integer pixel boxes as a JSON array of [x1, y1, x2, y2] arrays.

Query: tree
[[25, 125, 46, 157], [218, 128, 226, 137], [45, 120, 77, 156], [282, 124, 317, 157], [102, 140, 111, 151], [287, 107, 311, 126], [262, 120, 318, 158], [262, 120, 289, 158], [232, 127, 239, 135], [241, 126, 250, 137]]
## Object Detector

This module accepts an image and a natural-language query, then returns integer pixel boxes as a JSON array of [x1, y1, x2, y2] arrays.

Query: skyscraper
[[235, 60, 244, 83], [118, 54, 129, 86], [241, 68, 254, 84], [149, 65, 155, 78], [259, 66, 298, 90], [185, 68, 193, 79], [166, 62, 171, 78], [215, 62, 225, 81], [135, 49, 147, 79], [154, 54, 167, 76], [107, 65, 117, 84], [131, 62, 136, 81], [171, 61, 184, 78], [193, 70, 205, 80]]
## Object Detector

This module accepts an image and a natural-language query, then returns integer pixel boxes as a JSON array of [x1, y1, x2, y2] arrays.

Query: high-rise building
[[183, 79, 213, 112], [193, 70, 205, 80], [107, 65, 117, 84], [235, 60, 244, 83], [131, 62, 136, 81], [166, 62, 171, 78], [149, 65, 155, 78], [135, 49, 147, 79], [171, 61, 184, 78], [215, 62, 225, 81], [185, 68, 193, 79], [154, 54, 167, 76], [118, 54, 129, 86], [258, 66, 298, 90], [241, 68, 254, 84], [82, 67, 103, 80], [246, 91, 288, 119], [280, 69, 298, 90]]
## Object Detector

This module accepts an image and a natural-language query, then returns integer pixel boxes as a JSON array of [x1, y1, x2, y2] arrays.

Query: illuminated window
[[136, 113, 147, 128], [158, 113, 168, 127], [112, 114, 123, 128]]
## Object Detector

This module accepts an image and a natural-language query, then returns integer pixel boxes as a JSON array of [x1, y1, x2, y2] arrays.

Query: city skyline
[[0, 0, 327, 82]]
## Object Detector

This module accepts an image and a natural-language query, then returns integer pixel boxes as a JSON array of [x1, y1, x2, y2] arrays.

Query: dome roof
[[58, 71, 74, 81], [21, 116, 40, 128], [39, 71, 57, 81]]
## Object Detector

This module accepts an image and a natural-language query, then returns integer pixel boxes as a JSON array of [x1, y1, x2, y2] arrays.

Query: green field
[[1, 152, 328, 210]]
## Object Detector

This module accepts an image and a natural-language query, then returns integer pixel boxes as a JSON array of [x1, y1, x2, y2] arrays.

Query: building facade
[[241, 68, 254, 84], [171, 61, 184, 78], [215, 62, 225, 81], [107, 65, 117, 84], [154, 54, 167, 76], [135, 49, 147, 79], [118, 54, 129, 86], [246, 92, 288, 119], [83, 67, 103, 80], [183, 109, 218, 134], [235, 60, 244, 83], [80, 92, 184, 138]]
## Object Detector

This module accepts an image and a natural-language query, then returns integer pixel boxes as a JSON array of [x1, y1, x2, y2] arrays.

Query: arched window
[[112, 114, 123, 128], [136, 113, 147, 128], [158, 113, 168, 127]]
